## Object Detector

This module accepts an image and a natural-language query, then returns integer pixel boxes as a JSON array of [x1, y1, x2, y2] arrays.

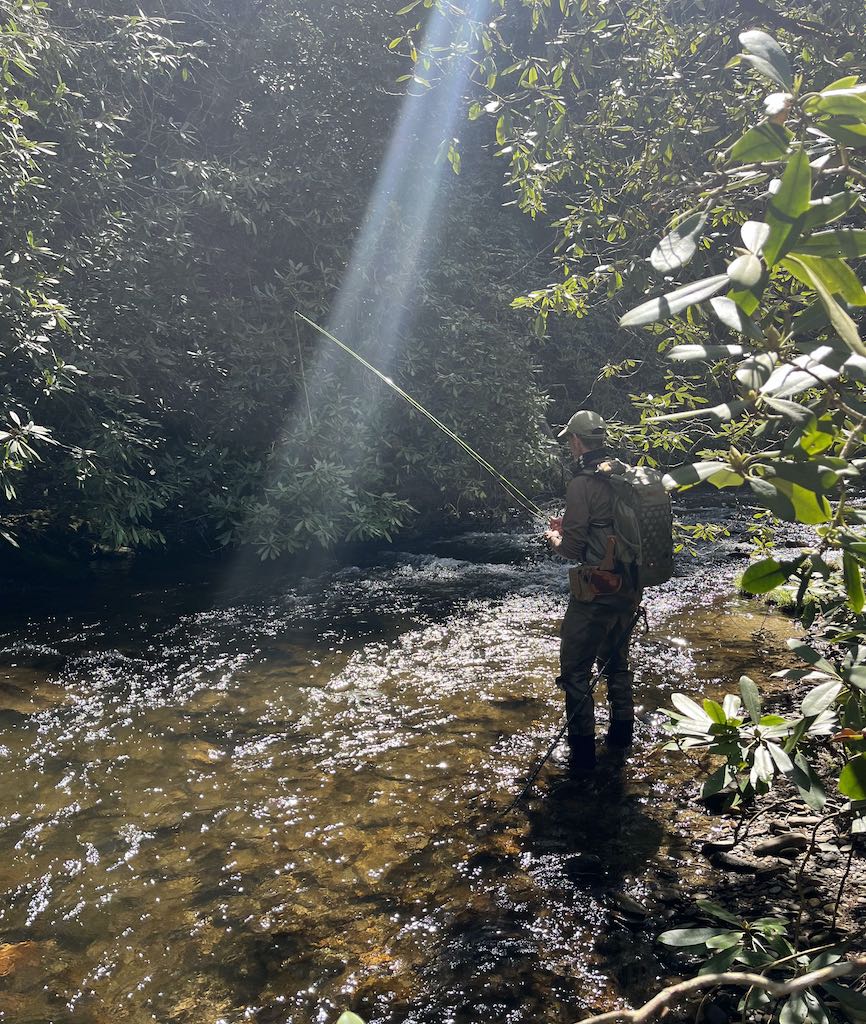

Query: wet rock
[[753, 833, 809, 857], [564, 853, 604, 879], [701, 839, 735, 857], [708, 850, 759, 873], [609, 892, 650, 918]]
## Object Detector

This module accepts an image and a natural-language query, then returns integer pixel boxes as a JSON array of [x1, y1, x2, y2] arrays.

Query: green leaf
[[671, 692, 712, 722], [771, 477, 833, 524], [736, 353, 776, 389], [696, 899, 742, 926], [804, 86, 866, 119], [769, 459, 838, 493], [667, 342, 745, 361], [759, 714, 787, 727], [803, 192, 861, 231], [727, 285, 762, 316], [658, 927, 722, 947], [847, 666, 866, 691], [843, 551, 866, 613], [699, 945, 742, 974], [780, 993, 809, 1024], [759, 344, 843, 400], [727, 253, 763, 288], [798, 420, 835, 455], [764, 396, 817, 426], [791, 751, 827, 810], [791, 229, 866, 259], [663, 461, 736, 489], [801, 679, 842, 717], [819, 981, 866, 1018], [709, 469, 747, 489], [741, 557, 791, 594], [783, 254, 866, 306], [705, 930, 746, 949], [651, 213, 707, 273], [395, 0, 423, 13], [336, 1014, 367, 1024], [619, 275, 730, 328], [709, 297, 763, 340], [751, 743, 774, 785], [838, 753, 866, 799], [703, 699, 727, 724], [816, 117, 866, 149], [787, 638, 839, 675], [702, 764, 733, 799], [823, 76, 859, 91], [742, 221, 771, 255], [740, 675, 762, 723], [739, 30, 794, 90], [784, 256, 866, 357], [766, 741, 794, 774], [804, 991, 831, 1024], [764, 150, 812, 266], [730, 122, 791, 163]]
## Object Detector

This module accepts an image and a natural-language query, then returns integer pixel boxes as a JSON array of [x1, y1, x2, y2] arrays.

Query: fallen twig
[[578, 957, 866, 1024]]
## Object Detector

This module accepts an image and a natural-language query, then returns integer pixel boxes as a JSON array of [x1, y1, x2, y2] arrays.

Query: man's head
[[557, 410, 607, 459]]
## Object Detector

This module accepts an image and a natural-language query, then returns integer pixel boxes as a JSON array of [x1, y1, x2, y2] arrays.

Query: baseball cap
[[557, 409, 607, 443]]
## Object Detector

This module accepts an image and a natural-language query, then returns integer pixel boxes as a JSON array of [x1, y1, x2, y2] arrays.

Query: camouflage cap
[[557, 409, 607, 445]]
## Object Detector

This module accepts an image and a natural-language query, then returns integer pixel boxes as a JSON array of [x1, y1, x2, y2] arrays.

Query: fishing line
[[295, 312, 547, 522], [293, 314, 314, 427]]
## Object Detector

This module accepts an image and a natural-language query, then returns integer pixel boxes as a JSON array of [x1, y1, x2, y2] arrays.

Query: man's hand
[[545, 526, 562, 550], [548, 515, 563, 533]]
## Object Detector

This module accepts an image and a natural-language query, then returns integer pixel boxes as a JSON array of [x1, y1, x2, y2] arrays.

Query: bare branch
[[579, 958, 866, 1024]]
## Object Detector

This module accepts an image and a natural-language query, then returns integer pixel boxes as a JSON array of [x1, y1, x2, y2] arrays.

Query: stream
[[0, 506, 800, 1024]]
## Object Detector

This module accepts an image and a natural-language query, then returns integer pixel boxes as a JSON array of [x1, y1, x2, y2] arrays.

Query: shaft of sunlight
[[227, 2, 492, 581], [299, 0, 490, 407]]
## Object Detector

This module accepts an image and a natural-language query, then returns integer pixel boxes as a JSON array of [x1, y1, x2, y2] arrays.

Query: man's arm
[[547, 476, 591, 560]]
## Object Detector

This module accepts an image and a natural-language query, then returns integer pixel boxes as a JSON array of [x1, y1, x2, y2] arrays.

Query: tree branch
[[579, 958, 866, 1024]]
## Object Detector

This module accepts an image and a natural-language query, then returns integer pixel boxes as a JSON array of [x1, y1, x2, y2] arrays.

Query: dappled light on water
[[0, 523, 799, 1023]]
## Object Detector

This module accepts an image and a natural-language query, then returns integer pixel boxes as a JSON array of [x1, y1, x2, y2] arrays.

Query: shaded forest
[[1, 0, 566, 561]]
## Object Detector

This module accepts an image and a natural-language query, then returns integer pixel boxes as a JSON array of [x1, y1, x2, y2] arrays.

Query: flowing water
[[0, 511, 800, 1024]]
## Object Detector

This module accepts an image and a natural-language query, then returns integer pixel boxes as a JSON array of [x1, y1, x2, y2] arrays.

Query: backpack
[[596, 462, 674, 588]]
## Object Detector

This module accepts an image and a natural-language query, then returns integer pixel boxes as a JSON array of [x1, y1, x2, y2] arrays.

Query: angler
[[546, 410, 673, 776]]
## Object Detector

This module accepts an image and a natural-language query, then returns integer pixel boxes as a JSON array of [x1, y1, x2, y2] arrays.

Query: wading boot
[[605, 719, 634, 749], [568, 735, 597, 777]]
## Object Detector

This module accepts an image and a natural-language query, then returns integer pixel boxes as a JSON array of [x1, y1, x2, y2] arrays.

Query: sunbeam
[[289, 1, 491, 450]]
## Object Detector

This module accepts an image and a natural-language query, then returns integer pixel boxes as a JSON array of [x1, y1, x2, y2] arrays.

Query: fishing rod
[[294, 312, 547, 523]]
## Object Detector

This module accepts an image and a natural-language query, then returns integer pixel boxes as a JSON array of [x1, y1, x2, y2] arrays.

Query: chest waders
[[496, 603, 646, 818]]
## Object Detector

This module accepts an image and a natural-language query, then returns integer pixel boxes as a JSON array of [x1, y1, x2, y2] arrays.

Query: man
[[545, 410, 641, 775]]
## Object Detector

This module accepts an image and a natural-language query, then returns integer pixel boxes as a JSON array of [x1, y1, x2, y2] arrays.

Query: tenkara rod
[[295, 312, 547, 522]]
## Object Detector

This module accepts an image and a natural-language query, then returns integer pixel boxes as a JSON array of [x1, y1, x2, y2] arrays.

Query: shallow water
[[0, 517, 798, 1024]]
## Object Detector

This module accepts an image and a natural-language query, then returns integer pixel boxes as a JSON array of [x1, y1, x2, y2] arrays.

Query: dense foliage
[[398, 0, 866, 435], [0, 0, 558, 559]]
